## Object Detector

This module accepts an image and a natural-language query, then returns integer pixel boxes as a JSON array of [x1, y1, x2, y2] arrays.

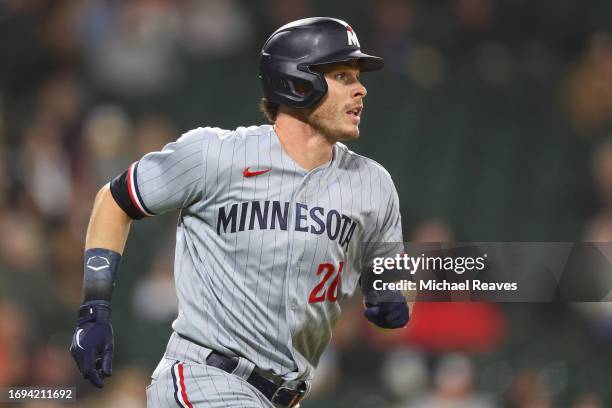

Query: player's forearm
[[85, 183, 132, 253], [71, 184, 126, 388]]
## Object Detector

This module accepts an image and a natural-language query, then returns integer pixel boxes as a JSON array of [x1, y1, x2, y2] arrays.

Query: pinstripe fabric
[[134, 124, 403, 389], [146, 358, 272, 407], [146, 332, 274, 407]]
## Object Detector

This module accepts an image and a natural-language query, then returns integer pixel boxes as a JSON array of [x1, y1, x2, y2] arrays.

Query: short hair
[[259, 97, 279, 123]]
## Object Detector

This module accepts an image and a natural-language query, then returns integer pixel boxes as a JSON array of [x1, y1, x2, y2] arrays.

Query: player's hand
[[69, 300, 114, 388], [364, 290, 409, 329]]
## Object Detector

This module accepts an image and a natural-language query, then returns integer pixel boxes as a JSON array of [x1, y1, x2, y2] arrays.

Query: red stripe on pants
[[178, 363, 194, 408]]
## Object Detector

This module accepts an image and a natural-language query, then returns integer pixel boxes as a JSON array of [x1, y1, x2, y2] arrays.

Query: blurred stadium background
[[2, 0, 612, 407]]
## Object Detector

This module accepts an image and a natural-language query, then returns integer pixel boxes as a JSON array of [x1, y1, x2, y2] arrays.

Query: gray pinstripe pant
[[146, 332, 274, 408]]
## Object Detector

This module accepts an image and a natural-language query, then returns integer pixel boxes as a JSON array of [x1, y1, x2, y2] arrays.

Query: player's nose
[[352, 81, 367, 99]]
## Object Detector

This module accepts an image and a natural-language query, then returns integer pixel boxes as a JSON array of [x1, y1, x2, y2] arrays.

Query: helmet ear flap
[[303, 68, 328, 106], [288, 78, 309, 97], [259, 65, 327, 108], [261, 74, 296, 98], [271, 76, 307, 98]]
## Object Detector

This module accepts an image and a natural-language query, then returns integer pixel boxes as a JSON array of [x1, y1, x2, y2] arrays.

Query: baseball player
[[70, 17, 408, 407]]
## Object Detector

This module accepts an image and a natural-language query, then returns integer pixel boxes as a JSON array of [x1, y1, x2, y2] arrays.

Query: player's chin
[[331, 118, 359, 141], [338, 125, 360, 141]]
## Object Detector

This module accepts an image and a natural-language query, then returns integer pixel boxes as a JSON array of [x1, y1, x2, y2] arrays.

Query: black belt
[[205, 351, 306, 407]]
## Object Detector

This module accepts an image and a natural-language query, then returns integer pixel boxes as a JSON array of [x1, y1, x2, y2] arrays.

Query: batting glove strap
[[78, 301, 111, 325]]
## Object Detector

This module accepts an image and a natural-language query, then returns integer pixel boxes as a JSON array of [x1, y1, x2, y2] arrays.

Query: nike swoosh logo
[[243, 167, 270, 178], [75, 329, 85, 350]]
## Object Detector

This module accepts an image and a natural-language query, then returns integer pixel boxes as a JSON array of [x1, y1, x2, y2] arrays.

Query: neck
[[273, 112, 334, 171]]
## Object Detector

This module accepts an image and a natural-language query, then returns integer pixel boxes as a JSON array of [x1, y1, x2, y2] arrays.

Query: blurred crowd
[[2, 0, 612, 407]]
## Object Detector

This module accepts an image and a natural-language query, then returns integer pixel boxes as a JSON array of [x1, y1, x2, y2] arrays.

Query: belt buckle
[[271, 385, 305, 408]]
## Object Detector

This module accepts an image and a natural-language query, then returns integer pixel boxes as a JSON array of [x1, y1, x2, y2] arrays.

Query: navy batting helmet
[[259, 17, 384, 109]]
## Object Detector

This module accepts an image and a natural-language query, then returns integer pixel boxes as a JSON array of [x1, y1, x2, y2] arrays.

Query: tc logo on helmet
[[346, 26, 360, 47]]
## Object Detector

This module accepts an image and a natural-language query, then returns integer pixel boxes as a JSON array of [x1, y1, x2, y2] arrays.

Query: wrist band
[[83, 248, 121, 302]]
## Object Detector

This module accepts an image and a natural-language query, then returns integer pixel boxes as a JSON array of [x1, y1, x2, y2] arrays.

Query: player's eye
[[335, 72, 346, 81]]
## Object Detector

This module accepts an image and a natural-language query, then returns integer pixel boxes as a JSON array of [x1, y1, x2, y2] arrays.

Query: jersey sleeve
[[110, 128, 205, 219], [362, 178, 404, 266]]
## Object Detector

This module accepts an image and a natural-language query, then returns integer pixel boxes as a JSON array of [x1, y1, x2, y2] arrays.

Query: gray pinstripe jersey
[[130, 124, 402, 382]]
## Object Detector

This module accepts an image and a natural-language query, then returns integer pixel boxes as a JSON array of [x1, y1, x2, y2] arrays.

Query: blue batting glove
[[364, 290, 409, 329], [69, 301, 114, 388]]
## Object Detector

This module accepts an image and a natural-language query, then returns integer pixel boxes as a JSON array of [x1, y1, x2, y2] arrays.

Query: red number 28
[[308, 261, 345, 303]]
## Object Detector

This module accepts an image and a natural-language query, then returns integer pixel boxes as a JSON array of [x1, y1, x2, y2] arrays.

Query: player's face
[[307, 61, 367, 142]]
